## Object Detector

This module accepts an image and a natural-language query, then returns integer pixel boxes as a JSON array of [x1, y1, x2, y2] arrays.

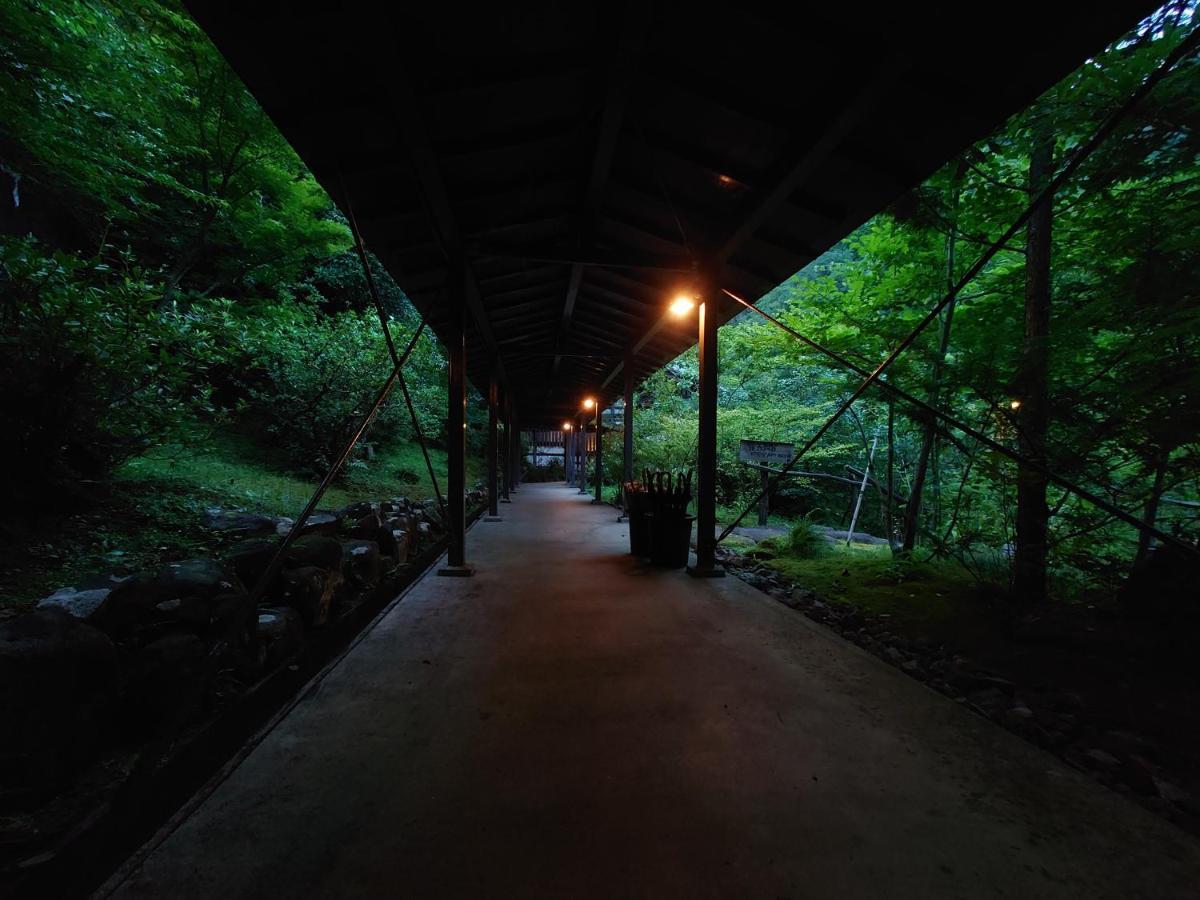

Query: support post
[[510, 412, 520, 493], [758, 469, 770, 527], [578, 413, 589, 493], [688, 294, 724, 577], [438, 265, 473, 577], [500, 401, 511, 503], [620, 356, 634, 520], [484, 370, 501, 521], [628, 360, 638, 487], [592, 403, 604, 504], [564, 428, 575, 485]]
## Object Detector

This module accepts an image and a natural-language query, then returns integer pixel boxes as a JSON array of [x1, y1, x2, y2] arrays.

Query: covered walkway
[[106, 484, 1200, 899]]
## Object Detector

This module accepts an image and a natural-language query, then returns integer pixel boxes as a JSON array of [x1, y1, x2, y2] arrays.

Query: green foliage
[[0, 0, 349, 291], [0, 236, 224, 499], [224, 301, 412, 478], [785, 514, 828, 559], [633, 8, 1200, 601]]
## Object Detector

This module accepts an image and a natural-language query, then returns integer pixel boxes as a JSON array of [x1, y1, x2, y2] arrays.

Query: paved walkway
[[106, 483, 1200, 899]]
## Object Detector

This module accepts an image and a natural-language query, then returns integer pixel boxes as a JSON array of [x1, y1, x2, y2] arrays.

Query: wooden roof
[[188, 2, 1153, 426]]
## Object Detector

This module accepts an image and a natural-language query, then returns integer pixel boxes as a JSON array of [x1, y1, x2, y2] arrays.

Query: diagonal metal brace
[[721, 290, 1198, 557], [717, 28, 1200, 549]]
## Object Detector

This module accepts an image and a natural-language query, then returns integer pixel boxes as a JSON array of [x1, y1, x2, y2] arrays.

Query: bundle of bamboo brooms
[[640, 468, 692, 518]]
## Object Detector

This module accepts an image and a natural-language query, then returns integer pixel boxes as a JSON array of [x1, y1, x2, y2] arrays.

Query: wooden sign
[[738, 439, 794, 466]]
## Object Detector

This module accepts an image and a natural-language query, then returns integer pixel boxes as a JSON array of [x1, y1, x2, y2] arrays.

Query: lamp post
[[579, 398, 595, 494], [563, 421, 574, 485], [669, 289, 724, 577], [592, 398, 603, 505]]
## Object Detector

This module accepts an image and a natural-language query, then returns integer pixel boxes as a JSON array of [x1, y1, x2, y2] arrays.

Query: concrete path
[[105, 483, 1200, 899]]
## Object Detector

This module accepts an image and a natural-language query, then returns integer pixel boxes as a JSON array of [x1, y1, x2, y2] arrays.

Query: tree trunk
[[902, 171, 962, 551], [886, 394, 898, 551], [1013, 114, 1054, 604], [1133, 449, 1168, 569]]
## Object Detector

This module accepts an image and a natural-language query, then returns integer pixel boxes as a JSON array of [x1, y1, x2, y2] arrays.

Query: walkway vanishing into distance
[[104, 483, 1200, 899]]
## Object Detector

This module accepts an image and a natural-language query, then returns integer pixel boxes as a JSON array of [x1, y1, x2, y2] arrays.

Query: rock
[[257, 607, 303, 669], [125, 633, 208, 731], [339, 501, 376, 521], [284, 535, 343, 572], [1046, 690, 1086, 712], [156, 558, 245, 600], [297, 512, 340, 537], [0, 609, 119, 796], [966, 686, 1009, 711], [209, 592, 256, 642], [1083, 748, 1120, 771], [784, 587, 814, 610], [93, 559, 243, 638], [839, 608, 865, 630], [1002, 706, 1035, 728], [1099, 729, 1156, 761], [154, 595, 209, 630], [275, 516, 295, 535], [378, 528, 410, 565], [342, 540, 382, 589], [280, 566, 340, 627], [1119, 754, 1159, 796], [418, 521, 433, 539], [204, 509, 279, 537], [948, 669, 1017, 696], [37, 574, 130, 621], [385, 514, 416, 536], [223, 538, 280, 591], [350, 511, 382, 540]]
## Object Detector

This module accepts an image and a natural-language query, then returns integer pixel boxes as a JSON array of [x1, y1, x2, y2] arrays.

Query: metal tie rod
[[717, 27, 1200, 546], [722, 289, 1196, 556]]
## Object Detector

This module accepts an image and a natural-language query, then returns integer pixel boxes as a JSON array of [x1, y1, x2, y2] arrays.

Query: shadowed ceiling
[[188, 2, 1154, 426]]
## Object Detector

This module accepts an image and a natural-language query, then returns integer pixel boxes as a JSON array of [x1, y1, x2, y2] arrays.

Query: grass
[[0, 433, 483, 613], [121, 434, 474, 514], [747, 535, 994, 644]]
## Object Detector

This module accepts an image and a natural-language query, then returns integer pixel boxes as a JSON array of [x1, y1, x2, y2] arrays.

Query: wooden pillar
[[438, 264, 472, 576], [592, 403, 603, 504], [577, 412, 588, 493], [484, 371, 501, 521], [688, 293, 724, 577], [499, 399, 511, 503], [510, 411, 521, 491], [624, 360, 633, 487], [564, 427, 575, 484], [757, 468, 770, 526]]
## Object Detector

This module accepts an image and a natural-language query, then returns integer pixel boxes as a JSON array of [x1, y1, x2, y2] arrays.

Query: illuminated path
[[105, 483, 1200, 898]]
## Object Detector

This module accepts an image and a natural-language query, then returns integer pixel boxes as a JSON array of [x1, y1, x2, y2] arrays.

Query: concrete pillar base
[[437, 565, 475, 578], [686, 563, 726, 578]]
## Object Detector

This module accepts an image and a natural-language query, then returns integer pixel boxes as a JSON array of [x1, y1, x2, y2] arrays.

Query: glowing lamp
[[1010, 399, 1022, 410], [669, 295, 696, 317], [583, 397, 595, 410], [563, 422, 572, 431]]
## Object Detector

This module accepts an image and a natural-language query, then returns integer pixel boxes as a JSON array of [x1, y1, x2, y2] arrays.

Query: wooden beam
[[551, 5, 652, 389], [715, 63, 899, 266], [472, 241, 693, 273], [389, 73, 509, 394]]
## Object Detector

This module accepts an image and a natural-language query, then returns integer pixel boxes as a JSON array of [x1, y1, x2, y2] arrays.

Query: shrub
[[785, 514, 828, 559], [0, 237, 227, 506]]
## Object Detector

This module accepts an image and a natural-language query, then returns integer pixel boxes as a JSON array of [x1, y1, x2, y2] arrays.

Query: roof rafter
[[550, 4, 652, 394]]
